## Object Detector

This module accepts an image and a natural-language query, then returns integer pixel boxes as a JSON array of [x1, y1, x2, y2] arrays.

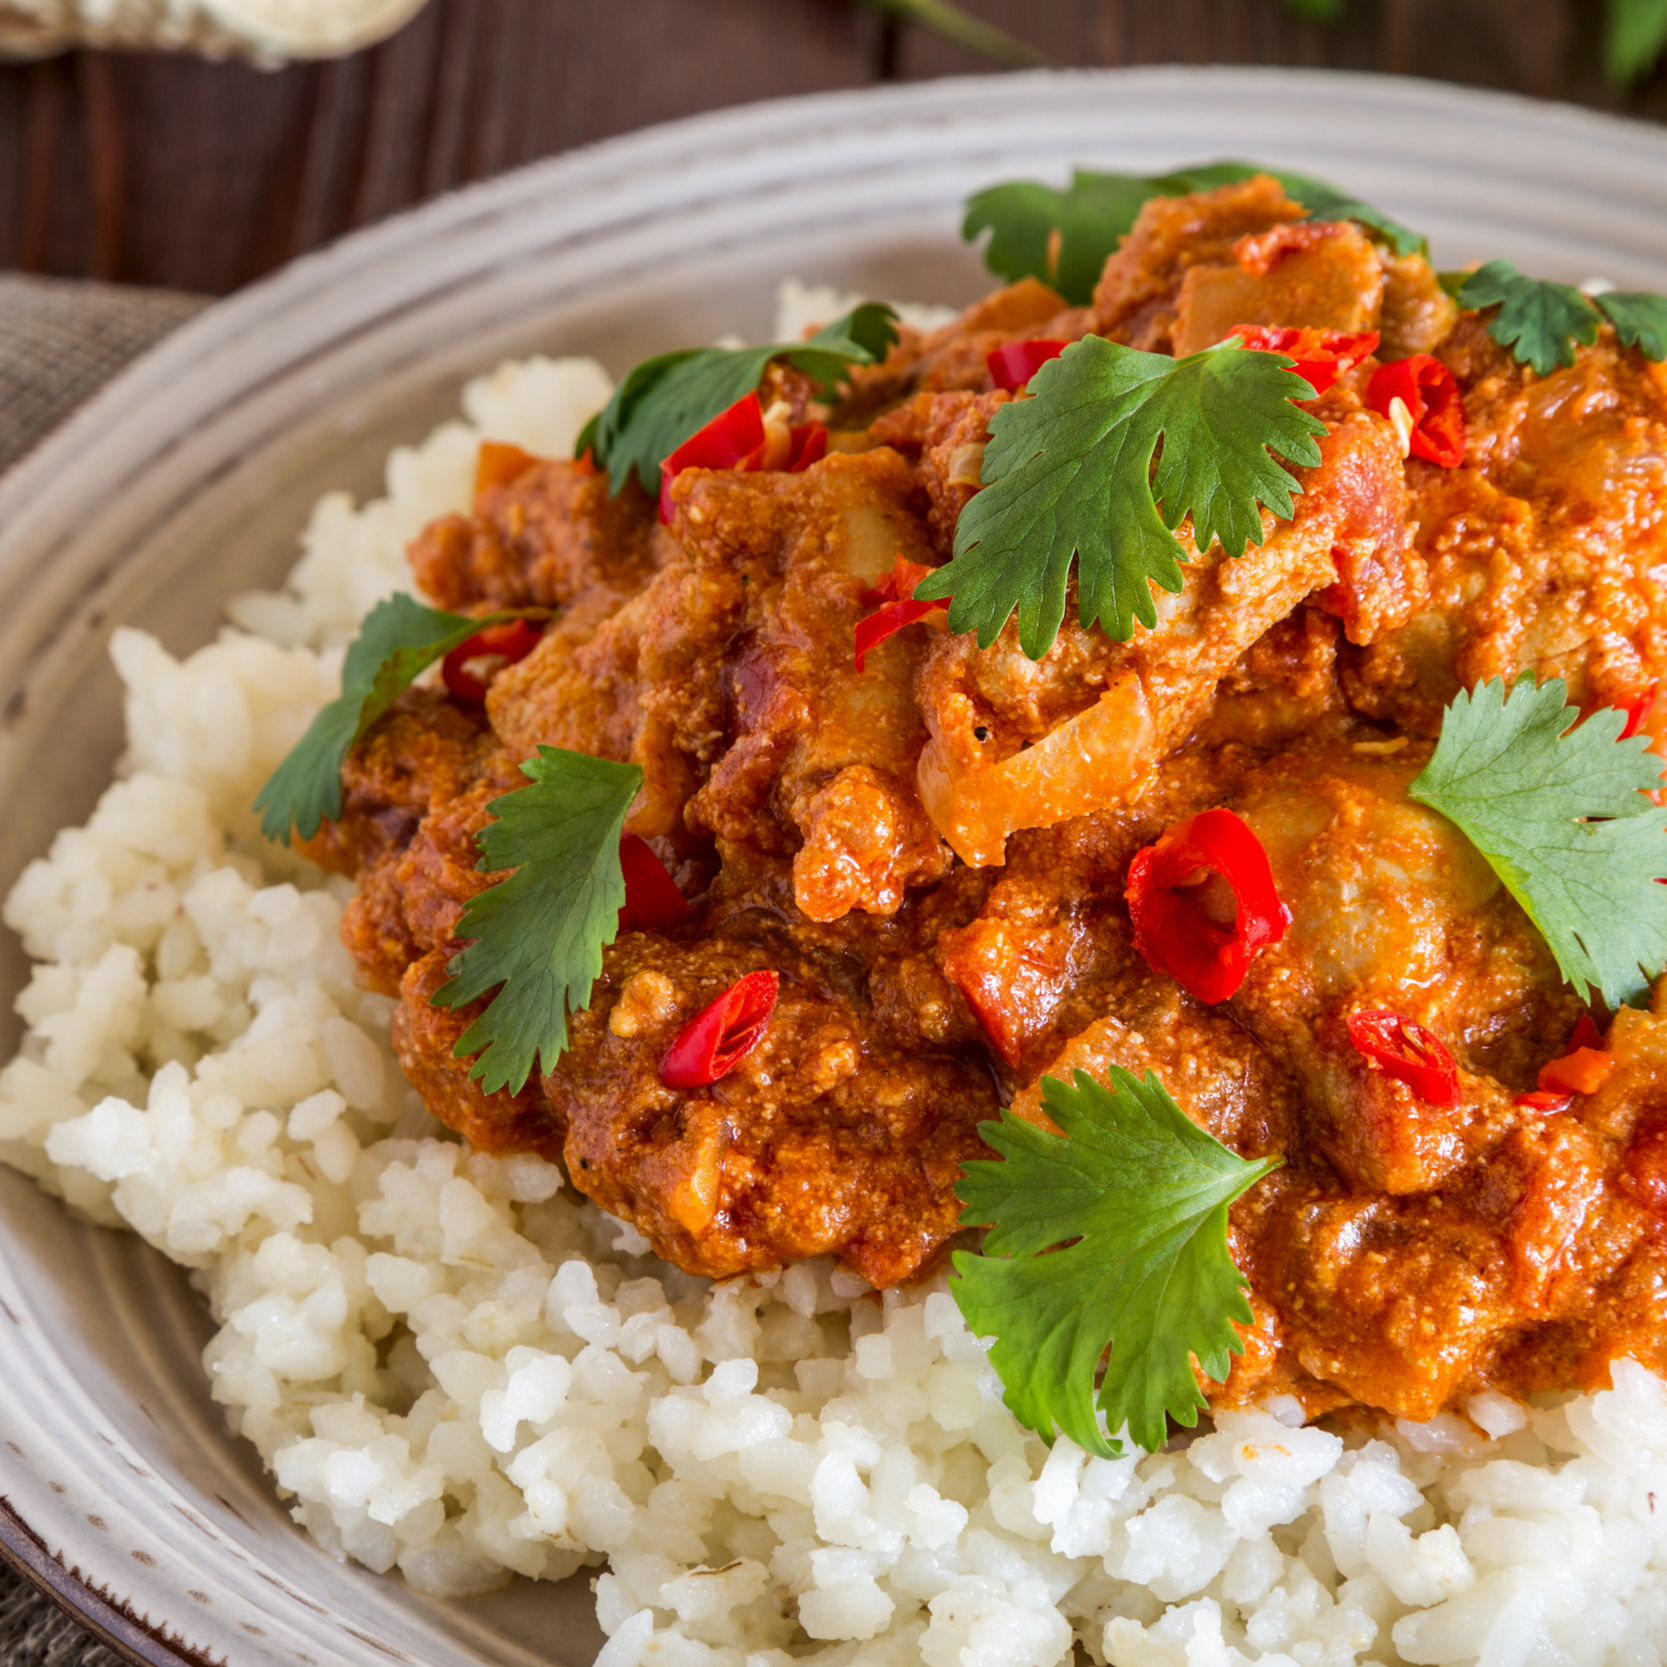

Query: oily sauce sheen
[[301, 174, 1667, 1427]]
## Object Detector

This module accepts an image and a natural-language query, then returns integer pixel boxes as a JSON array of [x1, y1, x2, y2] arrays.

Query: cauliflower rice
[[3, 293, 1667, 1667]]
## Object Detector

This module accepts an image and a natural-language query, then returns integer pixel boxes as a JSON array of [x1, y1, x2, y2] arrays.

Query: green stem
[[859, 0, 1053, 68]]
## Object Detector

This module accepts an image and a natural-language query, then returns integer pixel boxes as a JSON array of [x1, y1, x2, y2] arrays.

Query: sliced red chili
[[1536, 1013, 1613, 1097], [787, 422, 828, 471], [617, 834, 691, 934], [659, 970, 780, 1089], [474, 441, 539, 500], [1621, 684, 1659, 740], [986, 339, 1069, 392], [1515, 1089, 1574, 1115], [1125, 808, 1291, 1004], [1226, 325, 1380, 397], [1346, 1010, 1460, 1107], [441, 617, 544, 704], [659, 392, 767, 522], [854, 555, 948, 670], [1366, 355, 1466, 468]]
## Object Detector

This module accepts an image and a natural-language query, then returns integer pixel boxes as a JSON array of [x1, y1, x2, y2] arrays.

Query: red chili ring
[[1125, 808, 1291, 1005], [659, 971, 780, 1089], [441, 617, 544, 704]]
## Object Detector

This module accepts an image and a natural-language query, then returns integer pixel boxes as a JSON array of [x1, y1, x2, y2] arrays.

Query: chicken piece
[[408, 456, 669, 619], [1229, 744, 1577, 1195], [545, 922, 998, 1287], [836, 277, 1081, 414], [869, 388, 1009, 560], [670, 450, 951, 919], [915, 412, 1416, 866], [394, 950, 567, 1158], [1170, 219, 1386, 356], [1343, 318, 1667, 733], [1087, 174, 1305, 352], [311, 692, 514, 995]]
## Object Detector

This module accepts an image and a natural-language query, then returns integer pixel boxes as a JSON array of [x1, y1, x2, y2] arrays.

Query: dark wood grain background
[[0, 0, 1663, 296]]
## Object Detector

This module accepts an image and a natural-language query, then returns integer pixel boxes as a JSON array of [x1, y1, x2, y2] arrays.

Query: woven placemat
[[0, 270, 206, 1662], [0, 273, 208, 475]]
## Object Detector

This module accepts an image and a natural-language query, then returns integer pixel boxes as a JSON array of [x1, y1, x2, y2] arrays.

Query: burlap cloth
[[0, 271, 209, 1663]]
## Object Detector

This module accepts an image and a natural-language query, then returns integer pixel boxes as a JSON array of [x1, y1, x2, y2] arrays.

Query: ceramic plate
[[1, 65, 1665, 1667]]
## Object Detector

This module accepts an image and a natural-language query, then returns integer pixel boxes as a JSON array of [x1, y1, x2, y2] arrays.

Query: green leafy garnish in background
[[1605, 0, 1667, 82], [254, 594, 520, 845], [1456, 260, 1667, 373], [433, 747, 643, 1095], [953, 1068, 1281, 1459], [1408, 676, 1667, 1011], [856, 0, 1049, 66], [578, 303, 899, 496], [914, 335, 1326, 659], [864, 0, 1667, 90], [962, 161, 1425, 305]]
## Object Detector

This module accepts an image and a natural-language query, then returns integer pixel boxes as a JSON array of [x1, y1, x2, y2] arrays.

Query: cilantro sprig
[[963, 160, 1425, 305], [255, 595, 521, 845], [914, 335, 1326, 659], [577, 303, 899, 496], [1408, 676, 1667, 1011], [1455, 260, 1667, 375], [953, 1067, 1280, 1458], [434, 747, 643, 1095]]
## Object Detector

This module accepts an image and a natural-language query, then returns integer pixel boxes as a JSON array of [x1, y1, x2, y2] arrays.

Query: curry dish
[[302, 175, 1667, 1432]]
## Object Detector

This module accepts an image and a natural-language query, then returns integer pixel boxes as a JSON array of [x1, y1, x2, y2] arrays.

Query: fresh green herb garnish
[[953, 1067, 1281, 1459], [1596, 291, 1667, 361], [1408, 676, 1667, 1011], [1456, 261, 1600, 375], [962, 161, 1425, 304], [577, 303, 899, 496], [433, 747, 643, 1095], [1455, 261, 1667, 374], [913, 335, 1326, 659], [254, 595, 520, 845]]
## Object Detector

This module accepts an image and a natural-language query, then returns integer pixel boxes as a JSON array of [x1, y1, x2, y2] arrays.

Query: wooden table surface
[[0, 0, 1663, 297]]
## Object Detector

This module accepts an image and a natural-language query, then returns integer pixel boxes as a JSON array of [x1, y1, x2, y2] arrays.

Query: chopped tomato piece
[[1125, 808, 1291, 1004], [1366, 355, 1466, 467], [986, 339, 1069, 392], [1225, 325, 1379, 396], [1347, 1010, 1460, 1107], [617, 835, 691, 934], [474, 441, 539, 500], [1232, 221, 1348, 276], [1536, 1013, 1614, 1097], [441, 618, 544, 704], [787, 422, 828, 471], [659, 971, 780, 1089]]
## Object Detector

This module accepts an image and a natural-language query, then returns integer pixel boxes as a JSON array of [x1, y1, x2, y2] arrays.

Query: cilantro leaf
[[953, 1067, 1280, 1459], [433, 747, 643, 1095], [914, 335, 1326, 659], [582, 303, 899, 495], [961, 161, 1425, 303], [1457, 260, 1600, 375], [1407, 676, 1667, 1011], [1606, 0, 1667, 82], [1596, 290, 1667, 361], [962, 172, 1171, 306], [254, 594, 518, 846]]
